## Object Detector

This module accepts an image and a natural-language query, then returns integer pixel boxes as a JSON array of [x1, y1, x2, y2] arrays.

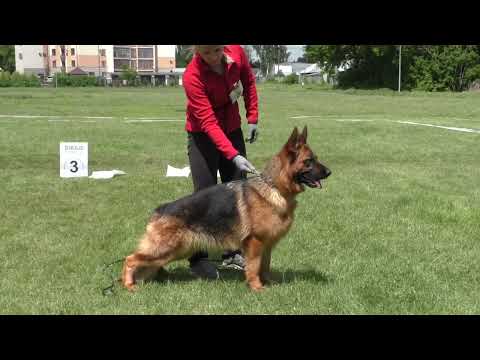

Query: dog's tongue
[[315, 180, 322, 188]]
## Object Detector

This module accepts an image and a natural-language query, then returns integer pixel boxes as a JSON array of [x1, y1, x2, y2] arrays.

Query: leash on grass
[[100, 257, 240, 296], [101, 257, 125, 296]]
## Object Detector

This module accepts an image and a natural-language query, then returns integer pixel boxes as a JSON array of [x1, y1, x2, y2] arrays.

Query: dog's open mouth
[[296, 173, 323, 188], [306, 179, 322, 188]]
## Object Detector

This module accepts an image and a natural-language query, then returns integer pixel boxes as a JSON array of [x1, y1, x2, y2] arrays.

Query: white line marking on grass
[[0, 114, 61, 118], [396, 121, 480, 134], [291, 115, 376, 121], [48, 119, 97, 123], [335, 119, 374, 122], [123, 117, 182, 120], [0, 114, 107, 119], [0, 114, 182, 121], [290, 115, 324, 119], [125, 119, 183, 123]]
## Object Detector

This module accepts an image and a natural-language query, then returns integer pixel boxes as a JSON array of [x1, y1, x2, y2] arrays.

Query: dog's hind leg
[[243, 236, 266, 291], [122, 219, 186, 291]]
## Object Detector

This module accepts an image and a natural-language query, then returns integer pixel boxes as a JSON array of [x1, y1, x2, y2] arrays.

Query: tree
[[0, 45, 15, 73], [59, 45, 66, 73], [305, 45, 420, 89], [410, 45, 480, 91], [252, 45, 290, 77], [120, 65, 137, 85], [175, 45, 193, 67], [242, 45, 255, 65], [304, 45, 480, 91]]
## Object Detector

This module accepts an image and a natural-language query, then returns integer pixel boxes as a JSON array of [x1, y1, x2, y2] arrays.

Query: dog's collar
[[259, 173, 276, 188]]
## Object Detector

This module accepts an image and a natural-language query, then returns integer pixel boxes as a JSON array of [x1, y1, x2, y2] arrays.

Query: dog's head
[[281, 126, 331, 192]]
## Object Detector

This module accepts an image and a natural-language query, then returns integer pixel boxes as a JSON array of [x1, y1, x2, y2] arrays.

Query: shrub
[[0, 71, 40, 87], [283, 73, 299, 84], [54, 73, 97, 87]]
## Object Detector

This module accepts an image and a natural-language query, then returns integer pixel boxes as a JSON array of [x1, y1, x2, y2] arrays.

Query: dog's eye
[[304, 159, 313, 167]]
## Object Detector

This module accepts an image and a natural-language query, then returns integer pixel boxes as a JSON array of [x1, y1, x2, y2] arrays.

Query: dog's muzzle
[[295, 167, 331, 189]]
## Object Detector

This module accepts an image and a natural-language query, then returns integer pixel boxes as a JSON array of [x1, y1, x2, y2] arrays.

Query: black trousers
[[187, 128, 246, 263]]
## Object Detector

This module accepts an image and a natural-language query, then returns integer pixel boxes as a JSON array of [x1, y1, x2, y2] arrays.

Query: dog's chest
[[253, 203, 295, 243]]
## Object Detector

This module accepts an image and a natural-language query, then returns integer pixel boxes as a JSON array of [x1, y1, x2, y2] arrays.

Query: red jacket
[[183, 45, 259, 160]]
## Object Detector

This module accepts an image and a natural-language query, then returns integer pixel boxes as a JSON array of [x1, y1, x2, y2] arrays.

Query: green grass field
[[1, 85, 479, 314]]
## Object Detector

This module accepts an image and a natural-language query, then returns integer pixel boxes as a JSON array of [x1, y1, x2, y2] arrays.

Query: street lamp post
[[398, 45, 402, 93]]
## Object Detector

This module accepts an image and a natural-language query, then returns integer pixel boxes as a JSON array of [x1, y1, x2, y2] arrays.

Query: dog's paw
[[251, 285, 266, 292], [248, 281, 266, 292], [123, 282, 138, 292]]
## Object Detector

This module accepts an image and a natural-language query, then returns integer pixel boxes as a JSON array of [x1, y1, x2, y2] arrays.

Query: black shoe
[[189, 258, 219, 280]]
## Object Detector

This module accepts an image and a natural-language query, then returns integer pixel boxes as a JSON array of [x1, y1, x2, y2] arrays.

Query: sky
[[287, 45, 305, 62], [249, 45, 306, 62]]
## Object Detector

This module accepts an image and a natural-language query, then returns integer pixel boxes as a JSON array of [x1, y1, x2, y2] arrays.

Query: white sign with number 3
[[60, 142, 88, 178]]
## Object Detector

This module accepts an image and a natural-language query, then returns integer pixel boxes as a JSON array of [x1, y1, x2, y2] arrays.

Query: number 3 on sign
[[60, 142, 88, 178], [69, 160, 79, 173]]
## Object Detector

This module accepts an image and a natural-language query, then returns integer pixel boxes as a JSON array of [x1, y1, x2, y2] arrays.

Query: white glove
[[232, 155, 258, 174]]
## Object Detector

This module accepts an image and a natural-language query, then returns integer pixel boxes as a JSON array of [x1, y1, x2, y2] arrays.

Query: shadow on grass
[[149, 266, 333, 285]]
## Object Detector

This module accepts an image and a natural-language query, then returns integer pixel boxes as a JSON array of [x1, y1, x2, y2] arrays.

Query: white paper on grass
[[89, 169, 126, 179], [164, 165, 220, 178], [166, 165, 191, 177]]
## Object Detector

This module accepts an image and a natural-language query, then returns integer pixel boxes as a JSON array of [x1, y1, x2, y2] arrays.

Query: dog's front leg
[[244, 236, 265, 291], [260, 246, 272, 285]]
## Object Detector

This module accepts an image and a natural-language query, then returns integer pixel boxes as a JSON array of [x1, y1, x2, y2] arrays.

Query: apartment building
[[45, 45, 113, 76], [15, 45, 176, 83], [14, 45, 49, 77], [111, 45, 176, 84]]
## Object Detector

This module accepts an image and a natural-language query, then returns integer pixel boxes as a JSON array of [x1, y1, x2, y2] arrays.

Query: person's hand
[[246, 123, 258, 143], [232, 155, 258, 174]]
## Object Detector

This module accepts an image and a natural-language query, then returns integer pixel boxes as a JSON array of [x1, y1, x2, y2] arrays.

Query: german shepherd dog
[[121, 126, 331, 291]]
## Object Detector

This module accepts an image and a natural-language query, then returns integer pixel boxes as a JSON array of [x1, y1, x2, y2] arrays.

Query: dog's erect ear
[[285, 127, 299, 153], [298, 126, 308, 145], [283, 127, 301, 162]]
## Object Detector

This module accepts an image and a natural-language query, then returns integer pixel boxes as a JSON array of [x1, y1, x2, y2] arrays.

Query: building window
[[138, 60, 153, 70], [101, 60, 106, 67], [113, 47, 130, 58], [52, 60, 57, 68], [71, 48, 75, 55], [131, 48, 137, 58], [18, 53, 23, 60], [52, 49, 56, 56], [114, 59, 130, 70], [89, 72, 95, 76], [100, 49, 106, 57], [71, 60, 76, 67], [138, 48, 153, 58]]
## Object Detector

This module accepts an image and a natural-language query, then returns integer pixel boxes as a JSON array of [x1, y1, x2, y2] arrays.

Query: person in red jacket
[[182, 44, 259, 279]]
